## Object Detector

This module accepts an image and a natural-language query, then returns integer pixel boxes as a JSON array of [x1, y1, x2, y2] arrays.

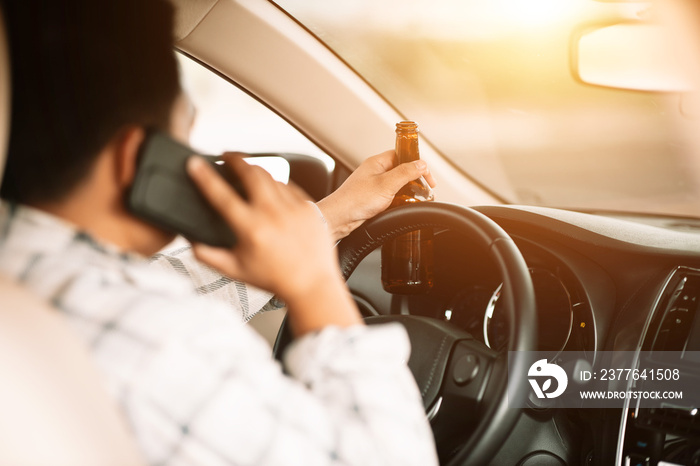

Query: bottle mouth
[[396, 120, 418, 132]]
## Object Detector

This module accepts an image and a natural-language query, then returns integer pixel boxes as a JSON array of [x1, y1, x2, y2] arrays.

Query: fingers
[[218, 154, 280, 205], [187, 156, 248, 226], [189, 154, 297, 223], [368, 150, 398, 172], [423, 167, 437, 188], [368, 150, 436, 189], [381, 159, 436, 194]]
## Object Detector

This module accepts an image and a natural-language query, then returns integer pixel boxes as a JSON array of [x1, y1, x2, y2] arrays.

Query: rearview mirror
[[572, 22, 694, 92], [245, 156, 291, 184], [247, 153, 333, 201]]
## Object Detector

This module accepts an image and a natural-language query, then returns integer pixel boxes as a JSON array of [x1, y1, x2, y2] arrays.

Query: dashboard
[[355, 229, 597, 358], [439, 239, 590, 357], [346, 205, 700, 466]]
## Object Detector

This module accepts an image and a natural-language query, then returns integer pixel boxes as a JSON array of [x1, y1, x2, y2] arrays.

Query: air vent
[[652, 274, 700, 351]]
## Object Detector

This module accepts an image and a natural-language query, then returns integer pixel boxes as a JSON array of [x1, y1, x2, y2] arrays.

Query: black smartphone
[[127, 131, 246, 248]]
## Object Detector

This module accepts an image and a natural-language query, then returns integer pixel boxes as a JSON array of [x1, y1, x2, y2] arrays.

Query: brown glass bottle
[[381, 121, 435, 294]]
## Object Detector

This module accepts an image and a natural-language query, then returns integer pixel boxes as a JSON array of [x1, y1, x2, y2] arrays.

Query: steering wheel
[[274, 202, 537, 465]]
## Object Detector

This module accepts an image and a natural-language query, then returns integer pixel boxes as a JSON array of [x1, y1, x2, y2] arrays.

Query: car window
[[176, 53, 334, 181], [273, 0, 700, 219]]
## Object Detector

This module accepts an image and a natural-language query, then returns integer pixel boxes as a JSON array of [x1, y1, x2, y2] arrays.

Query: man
[[149, 92, 436, 324], [0, 0, 438, 465]]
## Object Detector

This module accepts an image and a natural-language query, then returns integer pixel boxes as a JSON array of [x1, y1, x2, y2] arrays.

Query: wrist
[[279, 268, 342, 307], [307, 201, 328, 227], [316, 196, 355, 242], [282, 273, 363, 336]]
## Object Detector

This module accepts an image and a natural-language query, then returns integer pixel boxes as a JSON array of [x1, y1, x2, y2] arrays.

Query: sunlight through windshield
[[274, 0, 700, 219]]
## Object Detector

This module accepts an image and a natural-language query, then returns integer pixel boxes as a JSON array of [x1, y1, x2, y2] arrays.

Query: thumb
[[380, 160, 429, 194]]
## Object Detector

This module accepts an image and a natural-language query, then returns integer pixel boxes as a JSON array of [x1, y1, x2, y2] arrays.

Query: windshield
[[273, 0, 700, 219]]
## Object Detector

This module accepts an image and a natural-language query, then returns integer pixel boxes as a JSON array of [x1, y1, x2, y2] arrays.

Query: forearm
[[128, 298, 438, 466], [283, 273, 363, 337], [282, 323, 439, 466]]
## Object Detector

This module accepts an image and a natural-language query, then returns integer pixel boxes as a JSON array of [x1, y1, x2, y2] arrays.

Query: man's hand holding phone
[[187, 154, 362, 337]]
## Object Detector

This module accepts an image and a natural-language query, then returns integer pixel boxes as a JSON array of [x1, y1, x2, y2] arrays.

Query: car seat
[[0, 6, 143, 465]]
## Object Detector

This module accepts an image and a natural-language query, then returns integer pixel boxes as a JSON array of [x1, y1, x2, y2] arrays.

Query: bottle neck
[[396, 134, 419, 164], [395, 121, 420, 164]]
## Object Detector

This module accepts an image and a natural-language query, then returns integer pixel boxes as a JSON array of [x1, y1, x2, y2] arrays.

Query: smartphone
[[127, 131, 246, 248]]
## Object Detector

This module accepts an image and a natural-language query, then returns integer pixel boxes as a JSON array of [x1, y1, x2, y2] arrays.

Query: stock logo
[[528, 359, 568, 399]]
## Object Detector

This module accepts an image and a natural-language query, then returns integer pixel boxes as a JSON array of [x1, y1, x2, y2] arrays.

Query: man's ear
[[114, 126, 146, 188]]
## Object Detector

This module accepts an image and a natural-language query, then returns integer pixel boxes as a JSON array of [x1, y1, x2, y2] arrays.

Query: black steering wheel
[[274, 202, 537, 465]]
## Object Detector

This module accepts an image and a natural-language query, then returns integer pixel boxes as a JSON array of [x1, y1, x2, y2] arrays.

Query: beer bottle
[[381, 121, 435, 294]]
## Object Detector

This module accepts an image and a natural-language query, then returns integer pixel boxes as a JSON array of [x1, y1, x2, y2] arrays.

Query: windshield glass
[[273, 0, 700, 218]]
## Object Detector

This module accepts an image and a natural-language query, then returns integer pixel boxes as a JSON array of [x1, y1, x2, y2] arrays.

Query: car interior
[[2, 0, 700, 465]]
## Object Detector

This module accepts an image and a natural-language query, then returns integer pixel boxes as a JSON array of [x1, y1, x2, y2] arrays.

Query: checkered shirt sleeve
[[0, 204, 439, 466]]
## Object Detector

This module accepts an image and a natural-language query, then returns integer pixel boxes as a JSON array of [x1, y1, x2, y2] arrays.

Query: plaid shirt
[[0, 203, 438, 466], [149, 235, 283, 323]]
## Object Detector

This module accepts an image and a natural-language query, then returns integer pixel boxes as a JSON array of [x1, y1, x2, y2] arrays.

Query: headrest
[[0, 6, 10, 185]]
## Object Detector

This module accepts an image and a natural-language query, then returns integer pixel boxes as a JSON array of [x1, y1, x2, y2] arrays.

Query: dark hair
[[0, 0, 180, 204]]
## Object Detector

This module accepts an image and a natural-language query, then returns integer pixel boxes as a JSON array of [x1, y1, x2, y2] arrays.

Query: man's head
[[0, 0, 180, 205], [0, 0, 187, 254]]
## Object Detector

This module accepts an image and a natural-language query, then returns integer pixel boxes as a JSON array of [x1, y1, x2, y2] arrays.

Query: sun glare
[[504, 0, 585, 30]]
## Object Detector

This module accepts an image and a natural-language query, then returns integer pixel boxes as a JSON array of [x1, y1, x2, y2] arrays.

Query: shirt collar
[[0, 201, 144, 264]]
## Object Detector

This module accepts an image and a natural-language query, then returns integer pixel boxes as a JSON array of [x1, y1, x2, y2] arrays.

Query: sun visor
[[170, 0, 219, 42]]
